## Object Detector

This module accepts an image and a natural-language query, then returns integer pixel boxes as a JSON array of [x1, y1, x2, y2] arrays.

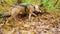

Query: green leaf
[[0, 18, 3, 21], [22, 0, 40, 5], [0, 0, 2, 2], [22, 0, 30, 3], [7, 21, 14, 26], [0, 10, 4, 15], [42, 0, 58, 11], [5, 0, 17, 4]]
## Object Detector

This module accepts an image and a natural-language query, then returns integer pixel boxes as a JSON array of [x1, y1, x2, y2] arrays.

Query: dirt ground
[[0, 9, 60, 34]]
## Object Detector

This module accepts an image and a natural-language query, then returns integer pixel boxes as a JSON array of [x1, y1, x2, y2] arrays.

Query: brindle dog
[[0, 4, 43, 23]]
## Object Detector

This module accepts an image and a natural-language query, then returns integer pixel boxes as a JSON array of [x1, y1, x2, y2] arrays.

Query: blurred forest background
[[0, 0, 60, 10], [0, 0, 60, 34]]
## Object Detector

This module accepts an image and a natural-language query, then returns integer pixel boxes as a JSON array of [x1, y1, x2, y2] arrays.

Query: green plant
[[42, 0, 59, 11], [22, 0, 40, 5], [0, 10, 4, 15], [0, 10, 4, 21], [7, 21, 14, 26], [22, 0, 31, 3], [0, 0, 2, 2], [4, 0, 17, 4], [0, 18, 3, 21]]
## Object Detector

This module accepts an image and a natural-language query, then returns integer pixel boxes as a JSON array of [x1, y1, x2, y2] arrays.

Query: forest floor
[[0, 6, 60, 34]]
